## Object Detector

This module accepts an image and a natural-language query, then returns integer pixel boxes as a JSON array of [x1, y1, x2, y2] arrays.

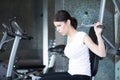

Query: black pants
[[40, 72, 91, 80]]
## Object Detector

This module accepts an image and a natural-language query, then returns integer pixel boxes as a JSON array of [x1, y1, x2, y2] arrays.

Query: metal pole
[[6, 31, 21, 80], [98, 0, 116, 51], [113, 0, 120, 16], [98, 0, 106, 24], [43, 0, 49, 73], [0, 31, 7, 49]]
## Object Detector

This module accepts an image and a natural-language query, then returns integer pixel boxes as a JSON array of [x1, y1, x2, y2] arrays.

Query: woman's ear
[[66, 19, 71, 25]]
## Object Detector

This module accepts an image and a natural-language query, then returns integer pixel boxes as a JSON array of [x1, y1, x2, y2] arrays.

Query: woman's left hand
[[94, 22, 103, 36]]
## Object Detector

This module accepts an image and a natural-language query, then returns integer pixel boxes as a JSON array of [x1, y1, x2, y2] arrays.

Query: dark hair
[[54, 10, 77, 29]]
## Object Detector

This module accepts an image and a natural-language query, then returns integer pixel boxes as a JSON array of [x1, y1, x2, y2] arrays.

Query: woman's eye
[[57, 25, 61, 27]]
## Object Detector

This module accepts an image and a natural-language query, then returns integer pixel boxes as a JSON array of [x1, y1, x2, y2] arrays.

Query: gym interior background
[[0, 0, 120, 80]]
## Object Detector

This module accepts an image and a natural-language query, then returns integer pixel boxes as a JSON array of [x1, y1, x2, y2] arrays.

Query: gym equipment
[[42, 45, 64, 74], [79, 0, 120, 56], [0, 18, 44, 80], [0, 62, 7, 80], [6, 18, 33, 80], [89, 27, 103, 80], [99, 0, 120, 55], [0, 23, 15, 80]]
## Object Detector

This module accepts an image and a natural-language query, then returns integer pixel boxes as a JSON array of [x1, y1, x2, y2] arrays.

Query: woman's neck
[[67, 27, 78, 43]]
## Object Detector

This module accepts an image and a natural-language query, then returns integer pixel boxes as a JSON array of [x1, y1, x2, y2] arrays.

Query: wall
[[0, 0, 43, 65]]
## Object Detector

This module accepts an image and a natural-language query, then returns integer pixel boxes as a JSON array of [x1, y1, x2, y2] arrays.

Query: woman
[[41, 10, 106, 80]]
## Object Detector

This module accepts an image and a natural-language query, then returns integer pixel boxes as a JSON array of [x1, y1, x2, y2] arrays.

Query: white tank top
[[64, 31, 91, 76]]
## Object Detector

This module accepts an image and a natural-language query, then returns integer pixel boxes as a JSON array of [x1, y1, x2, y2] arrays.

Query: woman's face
[[53, 21, 68, 36]]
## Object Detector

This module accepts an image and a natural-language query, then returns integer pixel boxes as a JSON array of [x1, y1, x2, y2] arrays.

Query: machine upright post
[[98, 0, 106, 24], [6, 31, 21, 80]]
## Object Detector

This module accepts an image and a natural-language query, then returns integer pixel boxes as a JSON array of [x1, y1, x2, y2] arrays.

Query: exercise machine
[[0, 18, 65, 80], [79, 0, 120, 56], [0, 18, 44, 80]]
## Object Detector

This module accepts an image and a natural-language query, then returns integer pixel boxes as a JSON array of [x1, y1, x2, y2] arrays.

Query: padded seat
[[89, 27, 103, 79], [14, 60, 45, 69]]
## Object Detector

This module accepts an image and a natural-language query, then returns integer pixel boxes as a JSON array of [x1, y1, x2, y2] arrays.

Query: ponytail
[[70, 17, 77, 29]]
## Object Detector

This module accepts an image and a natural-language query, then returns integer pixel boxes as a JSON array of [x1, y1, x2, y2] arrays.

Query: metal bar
[[43, 0, 49, 73], [95, 0, 117, 54], [113, 0, 120, 16], [114, 8, 119, 48], [78, 24, 94, 28], [0, 31, 7, 49], [98, 0, 116, 50], [98, 0, 106, 24], [6, 31, 21, 80], [1, 38, 14, 45], [102, 35, 116, 49], [11, 21, 23, 34]]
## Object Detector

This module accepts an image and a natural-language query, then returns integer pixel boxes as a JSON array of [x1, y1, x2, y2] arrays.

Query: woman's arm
[[84, 22, 106, 57]]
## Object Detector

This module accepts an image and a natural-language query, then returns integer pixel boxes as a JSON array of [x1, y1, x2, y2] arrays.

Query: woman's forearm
[[96, 34, 106, 57]]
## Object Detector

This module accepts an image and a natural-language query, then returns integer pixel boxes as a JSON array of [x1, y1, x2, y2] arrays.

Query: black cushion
[[89, 27, 103, 76]]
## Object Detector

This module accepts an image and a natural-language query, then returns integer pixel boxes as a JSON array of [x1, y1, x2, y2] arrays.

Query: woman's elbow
[[101, 53, 106, 57], [99, 51, 106, 58]]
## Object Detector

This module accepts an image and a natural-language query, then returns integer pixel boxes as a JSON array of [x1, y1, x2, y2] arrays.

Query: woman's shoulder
[[75, 31, 88, 45], [77, 31, 87, 35], [78, 31, 88, 39]]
